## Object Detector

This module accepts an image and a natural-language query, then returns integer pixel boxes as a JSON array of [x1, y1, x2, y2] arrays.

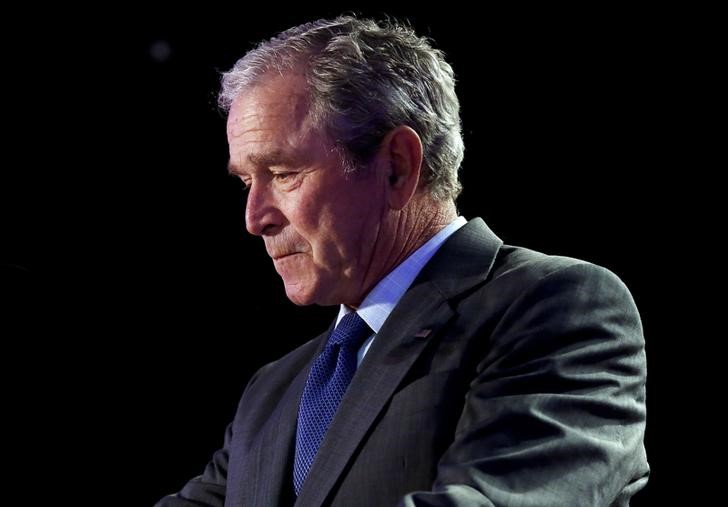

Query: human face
[[226, 74, 390, 306]]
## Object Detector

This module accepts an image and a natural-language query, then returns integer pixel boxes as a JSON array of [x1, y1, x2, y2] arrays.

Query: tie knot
[[328, 312, 371, 348]]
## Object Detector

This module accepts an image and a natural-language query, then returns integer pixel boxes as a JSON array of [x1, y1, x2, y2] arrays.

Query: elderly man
[[157, 15, 648, 507]]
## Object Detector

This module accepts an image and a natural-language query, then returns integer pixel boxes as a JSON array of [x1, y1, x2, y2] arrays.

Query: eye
[[272, 172, 295, 181], [271, 171, 302, 189]]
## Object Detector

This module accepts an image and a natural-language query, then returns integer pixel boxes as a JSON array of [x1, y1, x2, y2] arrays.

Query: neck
[[348, 195, 457, 308], [389, 197, 457, 267]]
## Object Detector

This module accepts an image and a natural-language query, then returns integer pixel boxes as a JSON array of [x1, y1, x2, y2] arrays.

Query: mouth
[[272, 252, 300, 261]]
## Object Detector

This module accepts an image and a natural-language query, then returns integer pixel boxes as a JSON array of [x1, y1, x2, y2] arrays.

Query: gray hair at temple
[[219, 15, 464, 202]]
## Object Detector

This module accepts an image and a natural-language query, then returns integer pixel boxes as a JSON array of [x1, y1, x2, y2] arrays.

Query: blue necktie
[[293, 312, 372, 495]]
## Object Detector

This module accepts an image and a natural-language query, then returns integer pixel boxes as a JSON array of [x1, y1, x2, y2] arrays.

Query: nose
[[245, 181, 283, 236]]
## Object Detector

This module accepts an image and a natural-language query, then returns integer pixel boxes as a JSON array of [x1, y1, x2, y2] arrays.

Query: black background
[[3, 4, 694, 506]]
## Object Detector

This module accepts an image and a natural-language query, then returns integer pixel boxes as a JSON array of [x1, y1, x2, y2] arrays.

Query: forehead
[[226, 74, 339, 176], [226, 74, 311, 140]]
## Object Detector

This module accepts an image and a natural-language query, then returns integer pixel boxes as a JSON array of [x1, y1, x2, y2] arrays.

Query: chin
[[283, 284, 317, 307]]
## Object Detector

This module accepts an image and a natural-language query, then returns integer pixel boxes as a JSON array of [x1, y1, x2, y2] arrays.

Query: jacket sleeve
[[154, 367, 265, 507], [399, 262, 649, 506], [153, 423, 231, 507]]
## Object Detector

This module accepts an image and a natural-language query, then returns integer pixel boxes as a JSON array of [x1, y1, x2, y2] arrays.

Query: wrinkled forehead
[[225, 75, 340, 176], [226, 73, 313, 138]]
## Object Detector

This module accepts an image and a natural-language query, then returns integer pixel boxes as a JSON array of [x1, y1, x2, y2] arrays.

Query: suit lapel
[[293, 218, 503, 506]]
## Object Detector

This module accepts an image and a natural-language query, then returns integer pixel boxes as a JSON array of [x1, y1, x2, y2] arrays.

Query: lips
[[272, 252, 300, 260]]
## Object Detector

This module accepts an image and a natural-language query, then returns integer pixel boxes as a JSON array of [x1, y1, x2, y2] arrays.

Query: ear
[[379, 126, 423, 210]]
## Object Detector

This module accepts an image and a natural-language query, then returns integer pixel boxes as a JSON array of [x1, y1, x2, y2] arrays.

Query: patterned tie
[[293, 311, 372, 495]]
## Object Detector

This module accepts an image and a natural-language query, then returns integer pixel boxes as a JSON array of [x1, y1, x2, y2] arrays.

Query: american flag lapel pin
[[414, 329, 432, 338]]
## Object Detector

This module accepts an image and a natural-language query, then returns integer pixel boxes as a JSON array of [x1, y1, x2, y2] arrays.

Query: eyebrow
[[226, 150, 298, 176]]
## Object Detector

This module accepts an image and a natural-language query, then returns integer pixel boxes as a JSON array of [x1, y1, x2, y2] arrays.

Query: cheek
[[290, 177, 379, 264], [285, 192, 324, 236], [299, 200, 327, 229], [289, 200, 336, 254]]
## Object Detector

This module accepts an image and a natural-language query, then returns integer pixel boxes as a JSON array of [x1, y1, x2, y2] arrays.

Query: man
[[157, 15, 648, 507]]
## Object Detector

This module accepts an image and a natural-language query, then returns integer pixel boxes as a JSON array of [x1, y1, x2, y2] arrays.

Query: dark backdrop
[[3, 4, 685, 506]]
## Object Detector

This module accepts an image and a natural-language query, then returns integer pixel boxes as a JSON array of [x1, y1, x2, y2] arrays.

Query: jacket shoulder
[[492, 245, 628, 291]]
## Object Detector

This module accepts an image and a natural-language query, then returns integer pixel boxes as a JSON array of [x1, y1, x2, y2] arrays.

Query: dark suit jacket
[[156, 218, 649, 506]]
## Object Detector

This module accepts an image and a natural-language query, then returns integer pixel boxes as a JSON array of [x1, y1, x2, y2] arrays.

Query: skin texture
[[226, 73, 456, 307]]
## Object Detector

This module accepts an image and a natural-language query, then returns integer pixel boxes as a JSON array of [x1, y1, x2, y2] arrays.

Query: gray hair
[[219, 16, 464, 202]]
